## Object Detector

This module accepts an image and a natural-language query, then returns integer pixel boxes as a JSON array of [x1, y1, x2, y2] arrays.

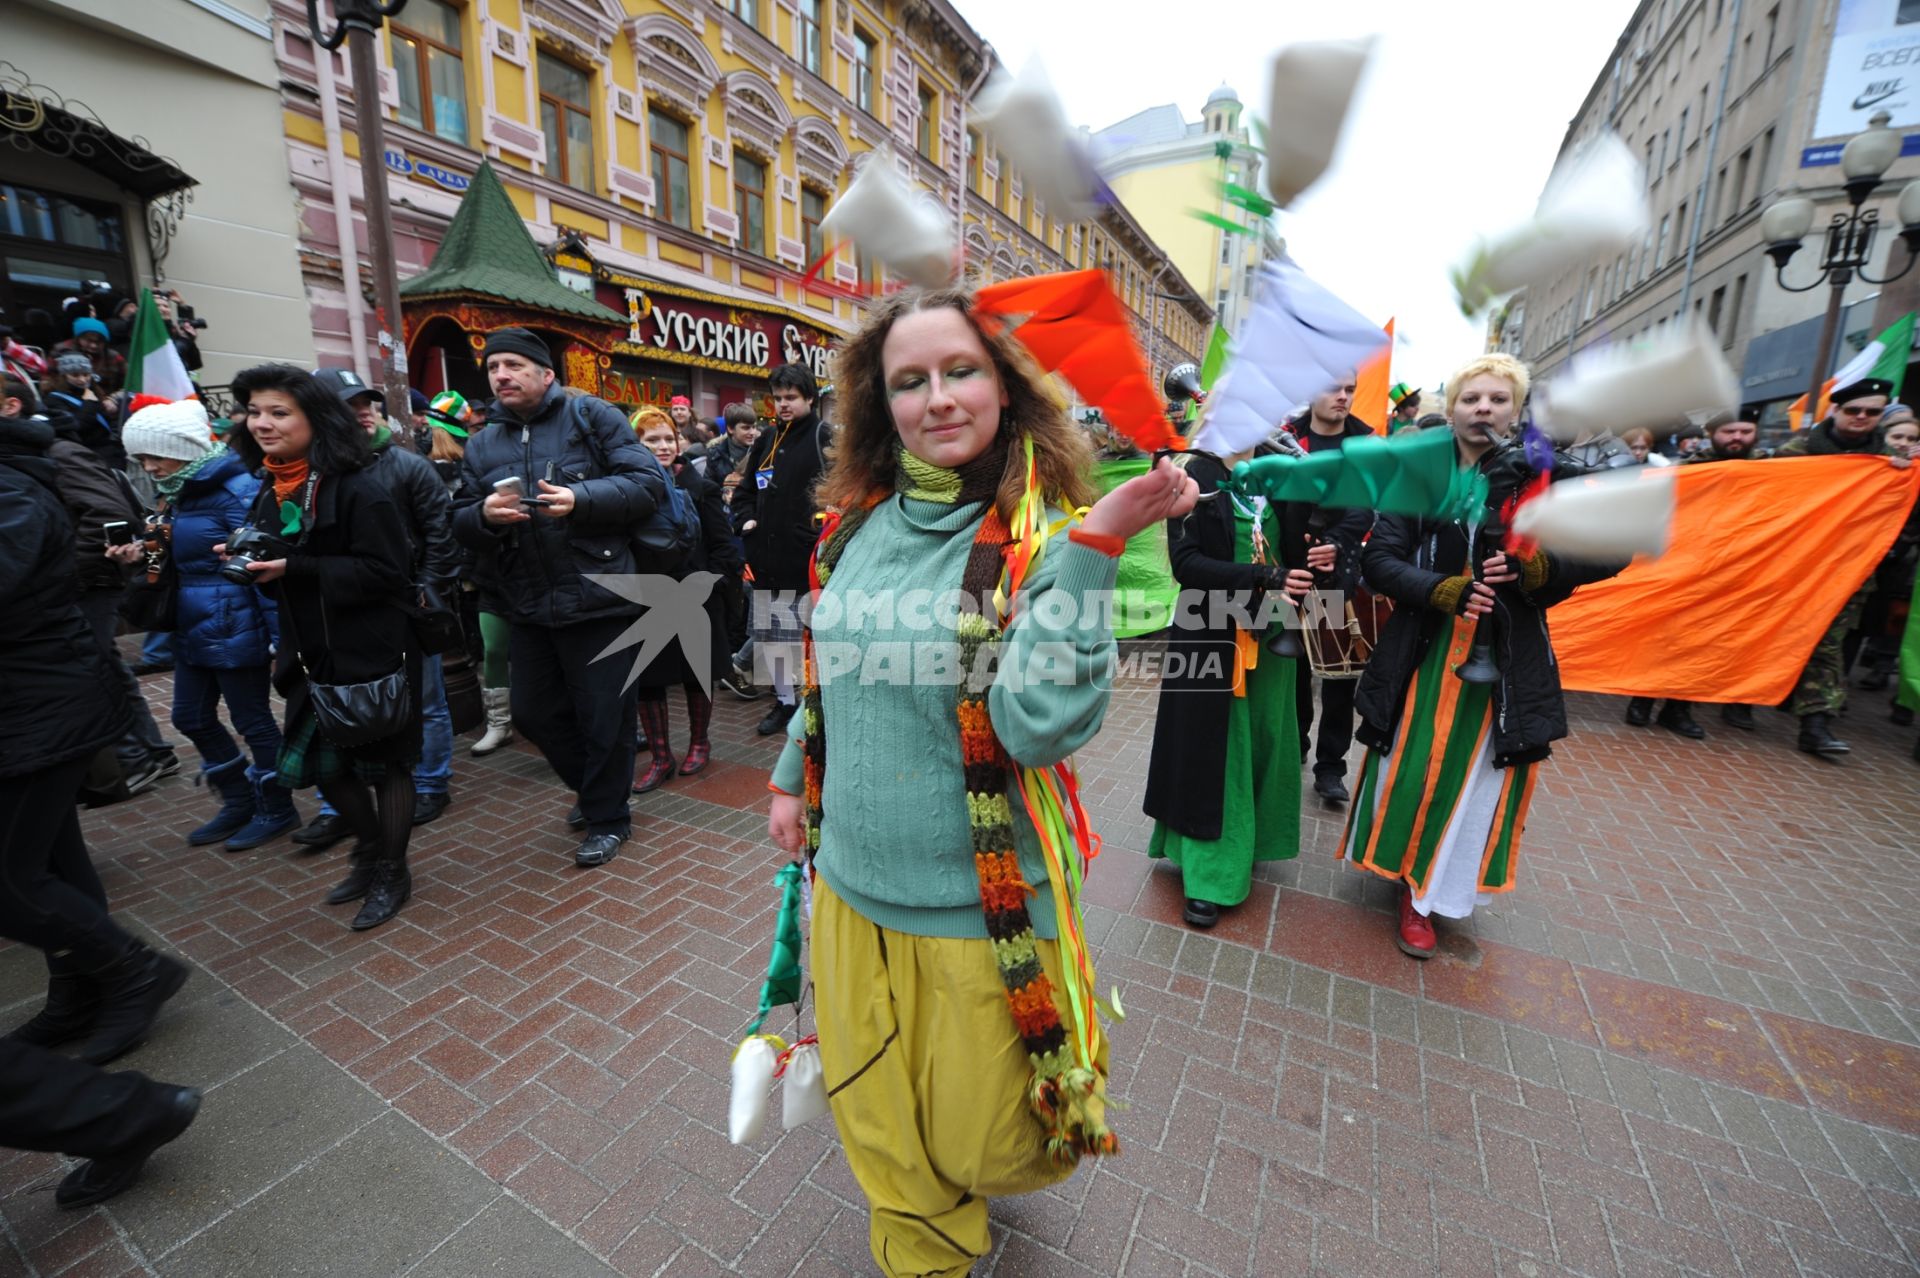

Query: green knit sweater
[[770, 494, 1120, 939]]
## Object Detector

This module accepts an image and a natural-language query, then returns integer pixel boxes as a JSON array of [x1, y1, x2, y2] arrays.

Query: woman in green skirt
[[1344, 353, 1615, 958], [1143, 449, 1315, 928]]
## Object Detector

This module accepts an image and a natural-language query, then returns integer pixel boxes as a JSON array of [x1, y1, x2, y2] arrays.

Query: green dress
[[1147, 497, 1302, 906]]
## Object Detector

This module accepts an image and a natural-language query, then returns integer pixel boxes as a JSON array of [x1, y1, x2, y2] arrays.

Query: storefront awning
[[1, 64, 197, 202]]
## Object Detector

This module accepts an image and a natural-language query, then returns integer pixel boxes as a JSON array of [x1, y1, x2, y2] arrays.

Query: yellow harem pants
[[811, 876, 1099, 1278]]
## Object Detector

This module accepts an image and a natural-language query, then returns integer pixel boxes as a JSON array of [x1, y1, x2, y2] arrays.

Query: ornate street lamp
[[1763, 111, 1920, 417]]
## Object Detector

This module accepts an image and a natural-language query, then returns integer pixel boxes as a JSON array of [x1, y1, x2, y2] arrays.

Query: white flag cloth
[[1539, 323, 1740, 442], [819, 151, 954, 288], [124, 288, 196, 401], [727, 1036, 777, 1145], [1264, 37, 1376, 209], [972, 58, 1100, 222], [1191, 259, 1388, 456], [1453, 134, 1650, 316], [1512, 468, 1677, 563]]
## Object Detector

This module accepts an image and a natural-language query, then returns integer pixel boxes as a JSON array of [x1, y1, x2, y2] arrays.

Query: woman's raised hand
[[1079, 456, 1199, 542]]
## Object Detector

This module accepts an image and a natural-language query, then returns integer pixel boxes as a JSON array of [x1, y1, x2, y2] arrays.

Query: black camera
[[220, 525, 294, 584]]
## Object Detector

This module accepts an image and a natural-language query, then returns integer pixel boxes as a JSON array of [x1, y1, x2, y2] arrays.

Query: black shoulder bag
[[283, 473, 415, 748]]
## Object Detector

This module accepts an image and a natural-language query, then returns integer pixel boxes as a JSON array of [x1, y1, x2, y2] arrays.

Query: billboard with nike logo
[[1816, 0, 1920, 140]]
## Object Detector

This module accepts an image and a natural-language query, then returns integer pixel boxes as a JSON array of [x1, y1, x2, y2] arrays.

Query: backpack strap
[[568, 397, 617, 479]]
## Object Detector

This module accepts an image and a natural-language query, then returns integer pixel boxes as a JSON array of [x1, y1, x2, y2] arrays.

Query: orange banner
[[1352, 317, 1393, 432], [1552, 458, 1920, 702]]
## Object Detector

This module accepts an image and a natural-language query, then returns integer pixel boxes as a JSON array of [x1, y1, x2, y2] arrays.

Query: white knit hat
[[122, 399, 214, 461]]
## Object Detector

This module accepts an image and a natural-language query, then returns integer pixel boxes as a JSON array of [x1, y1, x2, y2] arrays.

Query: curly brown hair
[[819, 286, 1098, 523]]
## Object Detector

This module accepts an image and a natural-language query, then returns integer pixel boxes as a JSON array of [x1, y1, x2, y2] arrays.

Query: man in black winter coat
[[0, 394, 199, 1175], [294, 369, 464, 851], [451, 329, 672, 867], [1282, 380, 1377, 805], [43, 395, 178, 796]]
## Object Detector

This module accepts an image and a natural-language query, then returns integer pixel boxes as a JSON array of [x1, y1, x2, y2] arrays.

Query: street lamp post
[[307, 0, 413, 414], [1762, 111, 1920, 417]]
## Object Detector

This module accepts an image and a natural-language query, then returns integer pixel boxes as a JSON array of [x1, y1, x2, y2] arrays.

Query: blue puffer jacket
[[169, 449, 277, 668]]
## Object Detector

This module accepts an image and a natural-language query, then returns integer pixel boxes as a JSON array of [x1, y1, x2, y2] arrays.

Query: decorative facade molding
[[525, 0, 618, 66], [484, 111, 546, 161], [608, 165, 655, 205], [722, 68, 792, 159], [484, 19, 530, 67], [792, 114, 848, 188], [629, 16, 721, 119]]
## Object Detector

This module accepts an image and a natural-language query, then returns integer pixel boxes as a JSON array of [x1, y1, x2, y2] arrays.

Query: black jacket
[[1281, 414, 1376, 592], [0, 415, 130, 778], [372, 430, 459, 592], [47, 418, 142, 594], [731, 411, 829, 591], [1143, 452, 1297, 840], [1353, 449, 1616, 766], [451, 385, 672, 629], [43, 391, 126, 470], [251, 463, 421, 762], [705, 433, 755, 482]]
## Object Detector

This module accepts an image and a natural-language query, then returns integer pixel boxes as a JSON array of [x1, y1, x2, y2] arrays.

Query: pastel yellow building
[[1095, 84, 1283, 338], [271, 0, 1208, 414]]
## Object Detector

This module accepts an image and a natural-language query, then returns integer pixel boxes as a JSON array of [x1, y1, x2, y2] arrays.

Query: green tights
[[480, 611, 510, 689]]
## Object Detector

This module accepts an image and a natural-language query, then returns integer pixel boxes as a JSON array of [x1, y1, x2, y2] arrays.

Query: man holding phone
[[451, 328, 671, 867]]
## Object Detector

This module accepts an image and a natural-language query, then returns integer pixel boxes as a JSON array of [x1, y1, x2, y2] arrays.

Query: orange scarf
[[261, 455, 311, 504]]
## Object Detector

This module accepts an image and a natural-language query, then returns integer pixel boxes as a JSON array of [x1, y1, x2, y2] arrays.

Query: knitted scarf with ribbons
[[800, 437, 1118, 1168]]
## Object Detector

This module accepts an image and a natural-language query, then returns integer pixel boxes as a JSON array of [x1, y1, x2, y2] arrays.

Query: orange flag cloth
[[1351, 317, 1393, 432], [974, 270, 1177, 452], [1553, 457, 1920, 703]]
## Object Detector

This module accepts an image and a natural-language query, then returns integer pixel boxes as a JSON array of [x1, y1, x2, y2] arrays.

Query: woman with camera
[[227, 364, 420, 930], [118, 400, 294, 851]]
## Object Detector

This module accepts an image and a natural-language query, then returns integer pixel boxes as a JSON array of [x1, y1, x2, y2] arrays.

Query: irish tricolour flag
[[1788, 312, 1914, 430], [122, 288, 196, 401]]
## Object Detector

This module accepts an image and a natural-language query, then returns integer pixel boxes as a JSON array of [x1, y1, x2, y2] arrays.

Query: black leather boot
[[350, 860, 411, 931], [3, 956, 99, 1049], [1656, 702, 1706, 739], [77, 942, 188, 1066], [1797, 713, 1850, 759], [1624, 697, 1654, 727], [325, 843, 379, 905]]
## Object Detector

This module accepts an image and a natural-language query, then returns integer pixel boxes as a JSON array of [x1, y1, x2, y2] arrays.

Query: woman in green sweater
[[768, 286, 1196, 1278]]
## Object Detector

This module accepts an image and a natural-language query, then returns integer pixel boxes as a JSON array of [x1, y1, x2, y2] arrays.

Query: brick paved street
[[3, 660, 1919, 1277]]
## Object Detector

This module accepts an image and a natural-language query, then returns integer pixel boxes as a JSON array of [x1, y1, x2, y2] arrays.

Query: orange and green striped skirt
[[1339, 615, 1537, 908]]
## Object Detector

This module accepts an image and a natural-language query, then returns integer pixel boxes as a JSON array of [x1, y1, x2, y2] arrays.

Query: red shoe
[[1396, 888, 1437, 959], [679, 742, 710, 775]]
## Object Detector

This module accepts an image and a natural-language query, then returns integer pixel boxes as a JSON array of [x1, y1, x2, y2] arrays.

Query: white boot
[[470, 686, 514, 756]]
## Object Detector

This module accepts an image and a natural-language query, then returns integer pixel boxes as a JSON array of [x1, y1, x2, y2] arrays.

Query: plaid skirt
[[276, 706, 418, 790]]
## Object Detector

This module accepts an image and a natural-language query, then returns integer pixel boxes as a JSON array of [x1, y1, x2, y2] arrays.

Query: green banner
[[1095, 457, 1179, 637], [1230, 426, 1486, 522]]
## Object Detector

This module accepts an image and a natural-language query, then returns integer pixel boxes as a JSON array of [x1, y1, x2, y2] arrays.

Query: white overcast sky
[[955, 0, 1644, 392]]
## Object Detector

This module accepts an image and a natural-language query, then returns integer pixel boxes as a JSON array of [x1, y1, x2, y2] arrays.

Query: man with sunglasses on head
[[1774, 377, 1909, 759]]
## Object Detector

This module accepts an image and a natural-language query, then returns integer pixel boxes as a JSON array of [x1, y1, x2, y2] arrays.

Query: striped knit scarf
[[801, 440, 1117, 1166]]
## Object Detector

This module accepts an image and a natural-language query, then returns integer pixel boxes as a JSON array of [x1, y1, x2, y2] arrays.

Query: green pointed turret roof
[[399, 159, 624, 324]]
